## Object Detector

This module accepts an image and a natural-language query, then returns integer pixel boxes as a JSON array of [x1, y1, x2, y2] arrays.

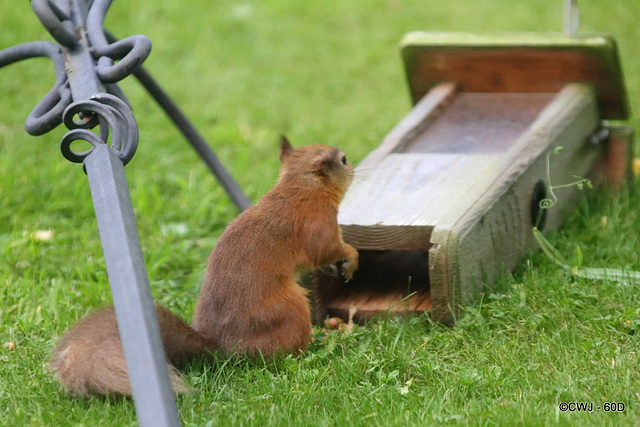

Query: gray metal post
[[84, 143, 180, 427]]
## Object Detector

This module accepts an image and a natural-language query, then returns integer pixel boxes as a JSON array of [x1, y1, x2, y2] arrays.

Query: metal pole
[[563, 0, 580, 35], [84, 143, 180, 427]]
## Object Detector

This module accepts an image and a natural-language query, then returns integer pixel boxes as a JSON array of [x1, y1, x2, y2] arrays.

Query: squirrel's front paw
[[319, 261, 355, 281], [340, 245, 359, 282], [339, 259, 359, 282]]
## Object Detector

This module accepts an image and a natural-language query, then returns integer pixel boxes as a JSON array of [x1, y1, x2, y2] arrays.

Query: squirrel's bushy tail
[[50, 305, 214, 396]]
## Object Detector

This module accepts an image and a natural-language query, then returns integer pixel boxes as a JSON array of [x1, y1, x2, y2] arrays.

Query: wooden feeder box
[[313, 33, 633, 325]]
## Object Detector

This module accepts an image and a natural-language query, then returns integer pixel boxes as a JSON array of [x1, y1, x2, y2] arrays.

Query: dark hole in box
[[313, 250, 431, 324]]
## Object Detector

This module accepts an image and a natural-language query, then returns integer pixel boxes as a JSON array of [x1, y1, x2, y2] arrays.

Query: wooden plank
[[340, 224, 432, 251], [414, 294, 432, 311], [341, 152, 504, 227], [401, 32, 630, 120], [358, 82, 458, 170], [603, 127, 634, 187], [326, 290, 432, 322], [407, 93, 554, 153], [339, 92, 553, 250]]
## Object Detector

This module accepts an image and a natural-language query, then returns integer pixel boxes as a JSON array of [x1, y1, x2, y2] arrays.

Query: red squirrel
[[50, 137, 359, 395]]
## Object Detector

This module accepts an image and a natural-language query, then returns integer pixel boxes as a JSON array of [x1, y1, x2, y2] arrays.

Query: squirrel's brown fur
[[50, 137, 358, 395]]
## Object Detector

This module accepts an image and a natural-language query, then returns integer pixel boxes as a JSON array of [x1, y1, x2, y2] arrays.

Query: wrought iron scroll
[[0, 0, 250, 210], [0, 0, 149, 159], [60, 93, 138, 164]]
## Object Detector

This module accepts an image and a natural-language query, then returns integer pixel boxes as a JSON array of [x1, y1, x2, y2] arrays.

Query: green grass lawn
[[2, 1, 640, 425]]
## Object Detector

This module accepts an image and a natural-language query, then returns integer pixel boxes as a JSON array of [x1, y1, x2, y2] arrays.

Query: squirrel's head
[[278, 135, 353, 196]]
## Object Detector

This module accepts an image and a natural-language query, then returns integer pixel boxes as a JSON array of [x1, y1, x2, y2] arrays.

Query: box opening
[[313, 250, 431, 323]]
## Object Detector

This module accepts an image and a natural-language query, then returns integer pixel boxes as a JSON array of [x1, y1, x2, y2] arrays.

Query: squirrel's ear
[[279, 135, 293, 162], [313, 149, 336, 172]]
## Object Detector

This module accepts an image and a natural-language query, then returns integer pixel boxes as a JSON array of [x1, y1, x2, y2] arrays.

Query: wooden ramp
[[313, 33, 632, 325]]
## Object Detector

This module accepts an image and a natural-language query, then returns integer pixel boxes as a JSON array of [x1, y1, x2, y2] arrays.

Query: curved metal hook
[[86, 0, 115, 77], [60, 128, 105, 163], [85, 0, 114, 48], [60, 94, 138, 165], [31, 0, 76, 48], [92, 35, 152, 83], [85, 0, 153, 81], [92, 93, 139, 162], [0, 41, 71, 135]]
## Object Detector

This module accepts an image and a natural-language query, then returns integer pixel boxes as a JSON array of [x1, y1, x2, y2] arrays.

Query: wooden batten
[[601, 126, 635, 187]]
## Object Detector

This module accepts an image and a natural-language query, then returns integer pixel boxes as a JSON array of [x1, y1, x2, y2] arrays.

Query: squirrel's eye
[[341, 155, 347, 165]]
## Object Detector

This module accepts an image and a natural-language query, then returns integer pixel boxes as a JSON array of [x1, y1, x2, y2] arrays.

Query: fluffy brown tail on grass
[[50, 306, 215, 396]]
